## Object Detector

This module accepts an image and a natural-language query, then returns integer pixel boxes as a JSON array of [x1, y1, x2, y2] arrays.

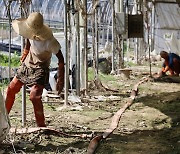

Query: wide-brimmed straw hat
[[12, 12, 53, 41]]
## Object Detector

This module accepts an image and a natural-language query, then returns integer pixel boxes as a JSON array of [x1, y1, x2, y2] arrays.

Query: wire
[[8, 133, 17, 154]]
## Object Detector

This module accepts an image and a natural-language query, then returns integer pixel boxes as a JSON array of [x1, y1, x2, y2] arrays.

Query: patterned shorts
[[16, 63, 49, 86]]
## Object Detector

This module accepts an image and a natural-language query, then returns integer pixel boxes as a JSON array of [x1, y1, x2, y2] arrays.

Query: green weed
[[0, 52, 20, 67], [88, 67, 116, 82]]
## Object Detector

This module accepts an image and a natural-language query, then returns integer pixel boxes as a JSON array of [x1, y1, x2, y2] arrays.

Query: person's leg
[[5, 77, 24, 113], [163, 60, 174, 75], [168, 68, 174, 75], [29, 84, 46, 127], [172, 58, 180, 76]]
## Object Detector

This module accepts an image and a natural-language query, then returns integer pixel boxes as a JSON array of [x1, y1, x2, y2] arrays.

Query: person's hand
[[158, 71, 166, 77]]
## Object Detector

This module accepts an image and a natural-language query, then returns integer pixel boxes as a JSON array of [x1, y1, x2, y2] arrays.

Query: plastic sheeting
[[154, 3, 180, 54], [154, 29, 180, 54], [165, 33, 180, 54], [155, 3, 180, 29], [0, 90, 10, 143]]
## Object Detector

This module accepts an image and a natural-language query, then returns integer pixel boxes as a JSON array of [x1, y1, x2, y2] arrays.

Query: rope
[[87, 76, 149, 154]]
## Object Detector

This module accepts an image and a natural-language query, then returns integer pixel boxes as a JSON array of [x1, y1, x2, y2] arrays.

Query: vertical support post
[[107, 19, 111, 43], [79, 0, 86, 93], [21, 87, 26, 126], [135, 38, 138, 64], [8, 22, 11, 82], [119, 0, 124, 69], [21, 37, 26, 127], [111, 0, 115, 73], [20, 7, 27, 127], [7, 1, 11, 82], [153, 4, 155, 52], [8, 25, 11, 82], [64, 0, 69, 106], [95, 3, 99, 75], [127, 39, 130, 62], [151, 3, 155, 52], [134, 0, 138, 64], [84, 0, 88, 95], [102, 27, 105, 45], [146, 5, 152, 76], [75, 6, 80, 96], [148, 32, 151, 76], [121, 39, 124, 66], [92, 1, 97, 80]]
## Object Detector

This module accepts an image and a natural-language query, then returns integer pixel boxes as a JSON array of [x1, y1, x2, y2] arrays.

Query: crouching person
[[5, 12, 64, 127], [159, 51, 180, 77]]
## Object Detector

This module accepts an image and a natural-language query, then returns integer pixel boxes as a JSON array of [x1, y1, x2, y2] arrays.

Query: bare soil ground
[[0, 65, 180, 154]]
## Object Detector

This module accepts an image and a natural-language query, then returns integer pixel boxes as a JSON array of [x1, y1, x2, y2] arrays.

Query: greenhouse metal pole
[[134, 0, 138, 64], [20, 7, 28, 127], [8, 23, 11, 82], [92, 1, 97, 79], [111, 0, 115, 74], [21, 37, 26, 127], [151, 3, 155, 52], [147, 11, 152, 75], [95, 4, 99, 75], [64, 0, 69, 106], [7, 1, 11, 82], [84, 0, 88, 95], [115, 0, 124, 71], [79, 7, 85, 91], [75, 5, 80, 96]]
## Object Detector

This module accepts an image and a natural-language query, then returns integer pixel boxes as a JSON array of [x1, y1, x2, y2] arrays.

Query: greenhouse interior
[[0, 0, 180, 153]]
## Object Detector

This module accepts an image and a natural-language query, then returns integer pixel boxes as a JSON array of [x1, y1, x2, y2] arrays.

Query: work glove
[[20, 49, 29, 63], [56, 63, 64, 95], [20, 39, 30, 63]]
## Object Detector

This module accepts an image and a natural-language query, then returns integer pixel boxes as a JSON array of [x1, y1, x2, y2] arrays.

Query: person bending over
[[5, 12, 64, 127]]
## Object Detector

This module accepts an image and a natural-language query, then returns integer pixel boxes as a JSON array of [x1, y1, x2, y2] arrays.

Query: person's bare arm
[[163, 66, 169, 73]]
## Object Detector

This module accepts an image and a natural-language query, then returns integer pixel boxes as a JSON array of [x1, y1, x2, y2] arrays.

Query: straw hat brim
[[12, 18, 53, 41]]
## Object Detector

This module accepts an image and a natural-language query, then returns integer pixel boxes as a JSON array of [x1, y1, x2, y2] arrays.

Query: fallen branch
[[10, 127, 93, 139], [87, 77, 149, 154]]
